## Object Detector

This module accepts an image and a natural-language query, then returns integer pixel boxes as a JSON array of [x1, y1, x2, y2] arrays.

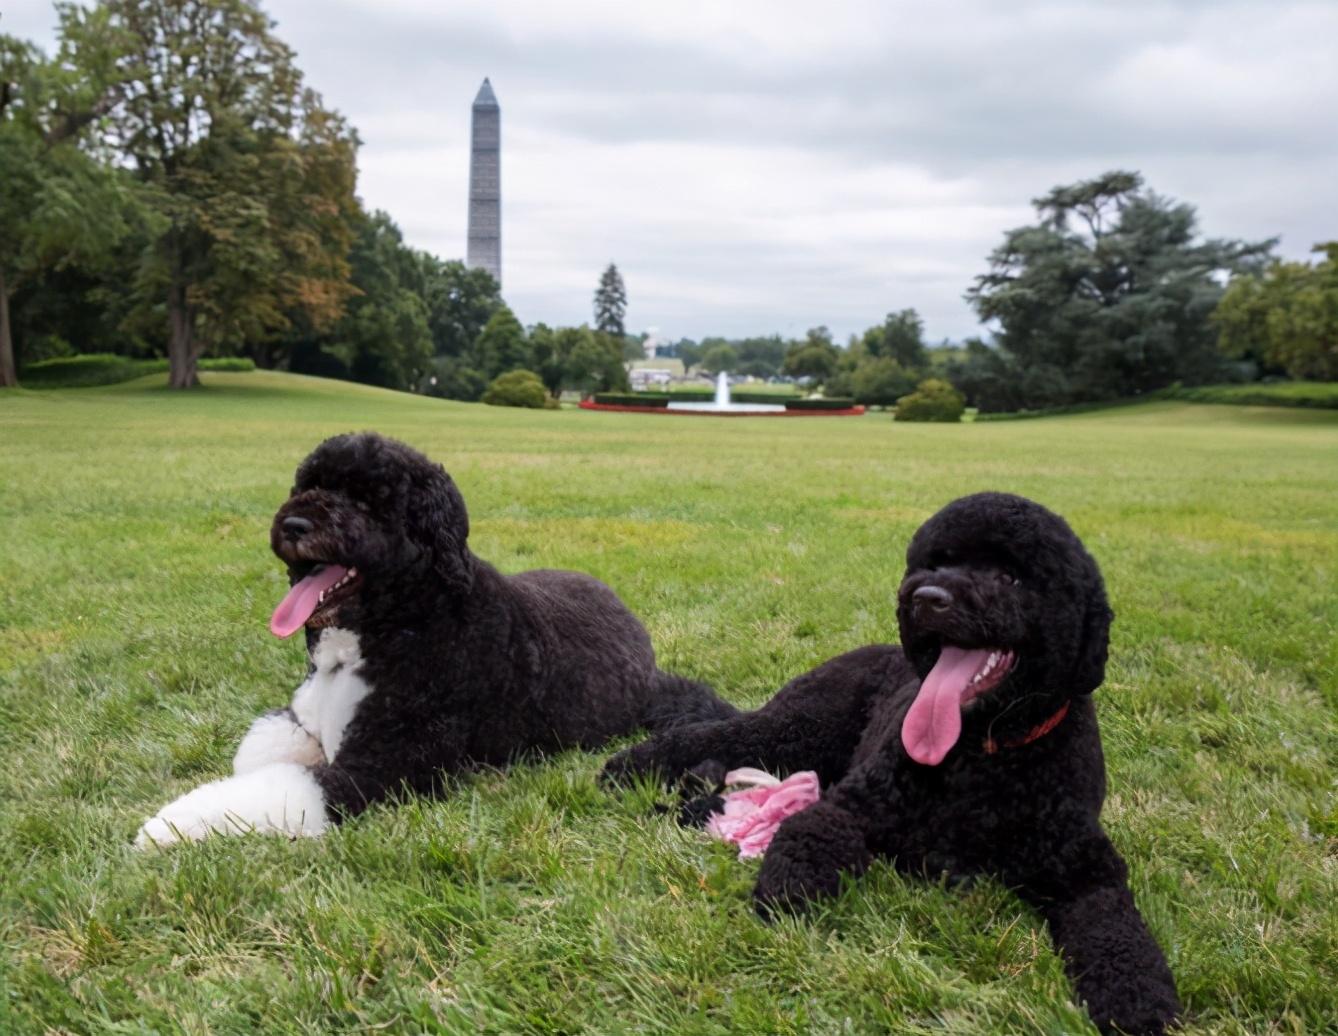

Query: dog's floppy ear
[[1072, 577, 1113, 695], [417, 465, 475, 596]]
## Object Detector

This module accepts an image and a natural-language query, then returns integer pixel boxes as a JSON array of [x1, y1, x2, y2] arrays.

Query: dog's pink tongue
[[269, 565, 348, 638], [902, 646, 991, 766]]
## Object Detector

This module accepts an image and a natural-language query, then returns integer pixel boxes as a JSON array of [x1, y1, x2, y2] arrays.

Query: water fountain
[[578, 369, 865, 417], [665, 371, 786, 413]]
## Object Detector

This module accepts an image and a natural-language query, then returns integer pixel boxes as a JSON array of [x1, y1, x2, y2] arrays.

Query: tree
[[674, 339, 702, 374], [420, 257, 502, 359], [594, 263, 626, 338], [0, 34, 135, 386], [527, 322, 564, 398], [966, 171, 1272, 409], [851, 356, 918, 406], [568, 326, 628, 397], [1214, 243, 1338, 381], [59, 0, 360, 388], [865, 309, 928, 370], [473, 304, 529, 381], [700, 343, 738, 377], [318, 211, 431, 390], [734, 335, 787, 378], [783, 327, 840, 382]]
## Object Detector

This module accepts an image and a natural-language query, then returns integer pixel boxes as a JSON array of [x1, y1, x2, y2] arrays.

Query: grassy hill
[[2, 370, 1335, 1034]]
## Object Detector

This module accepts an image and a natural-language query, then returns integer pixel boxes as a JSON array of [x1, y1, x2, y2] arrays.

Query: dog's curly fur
[[603, 492, 1180, 1036]]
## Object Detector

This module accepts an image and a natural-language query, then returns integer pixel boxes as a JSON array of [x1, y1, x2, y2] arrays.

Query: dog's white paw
[[134, 763, 329, 849], [233, 710, 325, 774]]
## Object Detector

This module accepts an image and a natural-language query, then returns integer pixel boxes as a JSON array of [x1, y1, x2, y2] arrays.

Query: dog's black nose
[[282, 516, 314, 541], [912, 585, 953, 613]]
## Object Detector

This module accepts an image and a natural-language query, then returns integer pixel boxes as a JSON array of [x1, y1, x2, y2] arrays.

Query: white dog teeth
[[971, 651, 1003, 686]]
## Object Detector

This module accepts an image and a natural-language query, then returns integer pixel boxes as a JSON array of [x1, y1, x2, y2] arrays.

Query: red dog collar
[[983, 700, 1070, 755]]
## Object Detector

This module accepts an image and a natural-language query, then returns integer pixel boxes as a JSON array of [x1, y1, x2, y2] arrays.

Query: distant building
[[630, 368, 674, 388], [467, 78, 501, 286]]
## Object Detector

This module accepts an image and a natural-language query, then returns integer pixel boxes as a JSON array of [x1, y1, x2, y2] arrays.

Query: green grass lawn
[[2, 371, 1335, 1034]]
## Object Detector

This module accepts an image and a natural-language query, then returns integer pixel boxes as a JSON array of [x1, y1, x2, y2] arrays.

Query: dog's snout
[[282, 515, 314, 541], [912, 585, 954, 614]]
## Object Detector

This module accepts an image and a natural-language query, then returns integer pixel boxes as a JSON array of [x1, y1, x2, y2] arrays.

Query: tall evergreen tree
[[593, 262, 627, 338]]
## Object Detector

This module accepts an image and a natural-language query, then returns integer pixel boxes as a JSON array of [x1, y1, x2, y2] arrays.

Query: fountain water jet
[[667, 371, 785, 413]]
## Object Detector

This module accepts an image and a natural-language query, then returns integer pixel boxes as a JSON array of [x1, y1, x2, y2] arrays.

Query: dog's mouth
[[901, 645, 1016, 767], [269, 562, 363, 639]]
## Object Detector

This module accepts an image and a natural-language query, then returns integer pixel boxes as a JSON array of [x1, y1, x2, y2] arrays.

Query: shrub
[[20, 354, 165, 387], [894, 379, 966, 422], [729, 390, 797, 404], [784, 397, 856, 410], [593, 393, 669, 407], [851, 357, 918, 406], [482, 369, 552, 409], [200, 357, 256, 372]]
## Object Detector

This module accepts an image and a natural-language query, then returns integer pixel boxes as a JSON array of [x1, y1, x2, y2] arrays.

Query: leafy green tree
[[420, 257, 502, 359], [865, 309, 928, 369], [568, 326, 629, 397], [734, 335, 787, 378], [700, 343, 738, 376], [527, 322, 564, 398], [423, 356, 486, 402], [473, 304, 529, 380], [594, 263, 627, 338], [674, 339, 702, 374], [59, 0, 359, 388], [482, 368, 550, 409], [783, 327, 840, 382], [0, 34, 135, 386], [966, 170, 1272, 408], [851, 356, 918, 406], [1214, 243, 1338, 381], [313, 211, 430, 390]]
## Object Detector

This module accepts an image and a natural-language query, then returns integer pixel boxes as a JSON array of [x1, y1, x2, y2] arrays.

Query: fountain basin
[[581, 369, 865, 417], [578, 400, 865, 417], [667, 400, 786, 413]]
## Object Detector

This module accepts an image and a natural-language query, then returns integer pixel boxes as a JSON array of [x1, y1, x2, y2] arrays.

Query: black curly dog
[[604, 492, 1180, 1036], [137, 432, 733, 846]]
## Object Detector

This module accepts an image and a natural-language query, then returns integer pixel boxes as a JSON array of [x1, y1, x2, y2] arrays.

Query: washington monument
[[467, 78, 501, 286]]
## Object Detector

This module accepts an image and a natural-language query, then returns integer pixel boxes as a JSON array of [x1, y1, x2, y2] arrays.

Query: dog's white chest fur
[[291, 628, 373, 762]]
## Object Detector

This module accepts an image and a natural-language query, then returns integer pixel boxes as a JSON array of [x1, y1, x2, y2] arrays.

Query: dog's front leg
[[233, 708, 325, 774], [135, 762, 328, 847], [751, 799, 872, 916], [1020, 830, 1181, 1036]]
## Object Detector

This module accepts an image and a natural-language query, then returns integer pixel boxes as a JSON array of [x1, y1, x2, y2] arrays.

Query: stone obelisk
[[467, 78, 501, 287]]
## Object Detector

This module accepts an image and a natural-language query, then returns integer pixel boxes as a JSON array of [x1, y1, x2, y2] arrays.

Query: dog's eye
[[1005, 573, 1021, 586]]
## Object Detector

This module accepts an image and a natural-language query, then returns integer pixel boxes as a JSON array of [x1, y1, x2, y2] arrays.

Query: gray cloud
[[8, 0, 1335, 342]]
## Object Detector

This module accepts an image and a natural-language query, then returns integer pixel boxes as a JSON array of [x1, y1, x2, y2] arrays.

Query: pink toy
[[705, 768, 822, 858]]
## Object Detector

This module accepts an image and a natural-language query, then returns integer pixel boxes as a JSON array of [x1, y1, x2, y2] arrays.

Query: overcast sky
[[6, 0, 1336, 343]]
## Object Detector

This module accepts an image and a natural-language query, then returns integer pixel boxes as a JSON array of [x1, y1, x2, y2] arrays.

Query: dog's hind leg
[[604, 645, 910, 790], [642, 672, 739, 731]]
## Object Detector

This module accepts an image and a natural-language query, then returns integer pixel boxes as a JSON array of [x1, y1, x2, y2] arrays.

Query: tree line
[[3, 5, 1332, 406], [660, 172, 1334, 412], [0, 0, 628, 398]]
